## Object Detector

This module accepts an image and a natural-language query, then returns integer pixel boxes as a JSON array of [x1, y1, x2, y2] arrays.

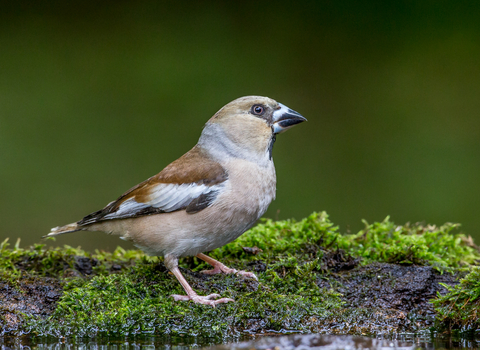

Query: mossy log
[[1, 212, 479, 338]]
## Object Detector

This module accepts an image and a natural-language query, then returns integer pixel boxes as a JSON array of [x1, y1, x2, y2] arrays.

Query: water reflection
[[2, 333, 480, 350], [210, 334, 415, 350]]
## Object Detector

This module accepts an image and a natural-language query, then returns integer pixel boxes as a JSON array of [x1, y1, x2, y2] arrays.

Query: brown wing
[[77, 146, 228, 225]]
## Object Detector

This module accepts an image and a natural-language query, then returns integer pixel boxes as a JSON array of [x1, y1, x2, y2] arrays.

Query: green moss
[[432, 267, 480, 331], [1, 239, 74, 280], [336, 217, 480, 271], [212, 212, 480, 272], [0, 238, 145, 279], [209, 212, 339, 261], [27, 260, 342, 337], [3, 212, 480, 337]]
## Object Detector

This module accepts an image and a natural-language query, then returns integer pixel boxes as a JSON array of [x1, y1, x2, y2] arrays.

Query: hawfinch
[[47, 96, 306, 306]]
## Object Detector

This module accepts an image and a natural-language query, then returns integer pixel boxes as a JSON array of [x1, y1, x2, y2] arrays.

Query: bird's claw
[[171, 293, 234, 306], [201, 266, 258, 281]]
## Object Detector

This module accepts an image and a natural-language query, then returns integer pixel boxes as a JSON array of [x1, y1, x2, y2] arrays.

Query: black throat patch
[[268, 134, 276, 160]]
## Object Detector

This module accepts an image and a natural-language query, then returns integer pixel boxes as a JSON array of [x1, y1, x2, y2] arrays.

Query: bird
[[46, 95, 306, 306]]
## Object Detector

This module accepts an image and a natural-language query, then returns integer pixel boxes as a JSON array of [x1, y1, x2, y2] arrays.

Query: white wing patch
[[104, 183, 223, 220], [104, 198, 149, 219]]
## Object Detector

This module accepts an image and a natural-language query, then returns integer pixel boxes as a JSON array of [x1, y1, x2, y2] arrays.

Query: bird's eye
[[252, 105, 265, 116]]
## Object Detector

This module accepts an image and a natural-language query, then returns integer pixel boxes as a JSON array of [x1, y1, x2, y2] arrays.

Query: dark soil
[[316, 262, 457, 333], [333, 263, 454, 312], [0, 277, 62, 336]]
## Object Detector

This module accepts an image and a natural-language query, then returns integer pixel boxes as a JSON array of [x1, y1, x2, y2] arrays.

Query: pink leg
[[196, 253, 258, 281], [165, 254, 233, 306]]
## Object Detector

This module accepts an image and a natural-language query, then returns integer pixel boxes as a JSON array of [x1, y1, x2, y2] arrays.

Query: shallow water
[[2, 333, 480, 350]]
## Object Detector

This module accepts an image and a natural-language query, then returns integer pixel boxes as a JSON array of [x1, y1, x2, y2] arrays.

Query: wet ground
[[0, 277, 62, 336], [316, 262, 457, 333]]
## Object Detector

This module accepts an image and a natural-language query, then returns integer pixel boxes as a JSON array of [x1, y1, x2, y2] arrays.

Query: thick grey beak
[[272, 103, 307, 134]]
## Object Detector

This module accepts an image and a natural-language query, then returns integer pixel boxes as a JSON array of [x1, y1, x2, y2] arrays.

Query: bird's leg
[[196, 253, 258, 281], [164, 254, 234, 306]]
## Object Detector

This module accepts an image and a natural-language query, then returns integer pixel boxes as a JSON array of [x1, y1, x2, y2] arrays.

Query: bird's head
[[199, 96, 306, 163]]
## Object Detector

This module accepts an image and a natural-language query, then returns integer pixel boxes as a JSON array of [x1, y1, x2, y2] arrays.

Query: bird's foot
[[201, 265, 258, 281], [200, 265, 233, 275], [196, 253, 258, 280], [171, 293, 234, 307]]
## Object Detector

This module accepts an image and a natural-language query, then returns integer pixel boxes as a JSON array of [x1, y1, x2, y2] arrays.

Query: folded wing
[[77, 146, 228, 226]]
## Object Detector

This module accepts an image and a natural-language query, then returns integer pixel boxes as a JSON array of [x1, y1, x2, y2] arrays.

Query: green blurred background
[[1, 1, 480, 252]]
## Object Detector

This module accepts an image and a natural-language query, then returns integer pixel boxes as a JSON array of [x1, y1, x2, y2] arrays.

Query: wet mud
[[0, 277, 62, 336]]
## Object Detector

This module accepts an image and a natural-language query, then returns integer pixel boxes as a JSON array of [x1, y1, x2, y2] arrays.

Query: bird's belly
[[197, 171, 275, 252], [99, 160, 276, 258], [198, 158, 276, 250], [117, 201, 266, 258]]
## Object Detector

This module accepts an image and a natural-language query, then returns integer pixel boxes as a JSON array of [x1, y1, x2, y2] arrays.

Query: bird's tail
[[44, 222, 82, 238]]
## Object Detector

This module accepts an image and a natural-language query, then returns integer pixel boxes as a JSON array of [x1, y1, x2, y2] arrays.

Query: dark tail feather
[[44, 222, 81, 238]]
